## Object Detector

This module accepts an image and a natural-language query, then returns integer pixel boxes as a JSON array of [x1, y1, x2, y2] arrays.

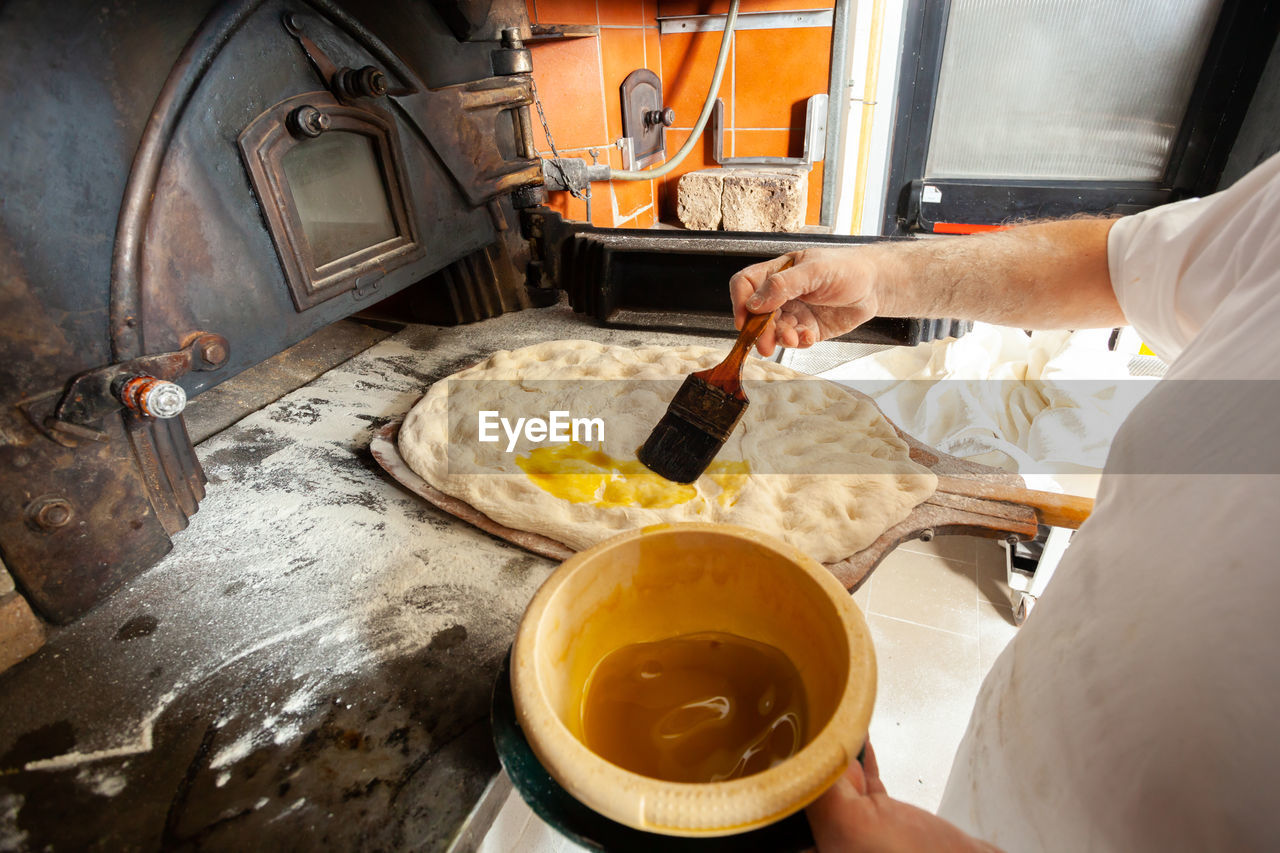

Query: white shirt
[[937, 153, 1280, 851]]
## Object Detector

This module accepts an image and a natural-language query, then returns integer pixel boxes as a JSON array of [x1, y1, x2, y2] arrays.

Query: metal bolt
[[501, 27, 524, 49], [200, 339, 227, 367], [336, 66, 389, 99], [1006, 534, 1021, 547], [118, 376, 187, 419], [288, 105, 329, 138], [645, 107, 675, 128], [143, 382, 187, 419], [918, 528, 934, 542], [27, 496, 73, 532]]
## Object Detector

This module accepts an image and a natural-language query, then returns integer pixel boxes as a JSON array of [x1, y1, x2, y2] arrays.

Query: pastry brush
[[638, 307, 777, 484]]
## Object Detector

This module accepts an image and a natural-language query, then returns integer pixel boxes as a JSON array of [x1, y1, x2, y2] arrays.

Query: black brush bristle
[[638, 411, 727, 483]]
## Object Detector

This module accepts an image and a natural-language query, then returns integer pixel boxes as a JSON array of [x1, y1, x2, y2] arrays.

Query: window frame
[[881, 0, 1280, 235], [239, 92, 423, 310]]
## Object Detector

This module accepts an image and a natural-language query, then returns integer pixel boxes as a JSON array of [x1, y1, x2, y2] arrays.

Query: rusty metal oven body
[[0, 0, 547, 623], [1, 0, 964, 627]]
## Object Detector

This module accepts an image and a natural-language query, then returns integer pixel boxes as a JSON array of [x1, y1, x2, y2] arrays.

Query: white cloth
[[816, 323, 1152, 495], [937, 153, 1280, 851]]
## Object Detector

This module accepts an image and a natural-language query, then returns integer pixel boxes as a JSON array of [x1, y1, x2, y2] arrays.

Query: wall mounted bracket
[[712, 94, 827, 168]]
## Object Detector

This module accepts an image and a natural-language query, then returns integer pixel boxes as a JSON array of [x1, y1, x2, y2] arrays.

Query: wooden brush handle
[[936, 476, 1094, 529], [697, 258, 795, 395], [698, 311, 774, 397]]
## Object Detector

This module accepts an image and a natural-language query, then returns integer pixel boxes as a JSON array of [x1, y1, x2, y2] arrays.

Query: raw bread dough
[[398, 340, 937, 564]]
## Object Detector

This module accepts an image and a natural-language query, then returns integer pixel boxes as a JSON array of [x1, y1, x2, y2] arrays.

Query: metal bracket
[[21, 333, 229, 446], [282, 13, 410, 100], [712, 94, 827, 168], [541, 158, 611, 192], [280, 12, 541, 210]]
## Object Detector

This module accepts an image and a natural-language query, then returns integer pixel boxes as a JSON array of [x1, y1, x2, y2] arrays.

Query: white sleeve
[[1107, 152, 1280, 363]]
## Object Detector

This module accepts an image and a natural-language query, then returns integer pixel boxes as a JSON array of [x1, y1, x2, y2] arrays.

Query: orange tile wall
[[525, 0, 833, 228], [525, 1, 662, 228]]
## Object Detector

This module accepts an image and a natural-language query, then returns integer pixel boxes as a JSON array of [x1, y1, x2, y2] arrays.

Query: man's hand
[[806, 743, 1002, 853], [729, 249, 882, 357]]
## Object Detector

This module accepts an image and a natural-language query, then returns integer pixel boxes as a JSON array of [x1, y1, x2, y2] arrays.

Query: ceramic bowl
[[510, 522, 876, 837]]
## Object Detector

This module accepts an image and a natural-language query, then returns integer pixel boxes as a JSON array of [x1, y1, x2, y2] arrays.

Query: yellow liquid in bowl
[[580, 632, 808, 784]]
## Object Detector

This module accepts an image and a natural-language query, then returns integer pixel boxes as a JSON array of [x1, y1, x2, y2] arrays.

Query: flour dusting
[[0, 794, 25, 851], [210, 732, 257, 771], [76, 767, 127, 798]]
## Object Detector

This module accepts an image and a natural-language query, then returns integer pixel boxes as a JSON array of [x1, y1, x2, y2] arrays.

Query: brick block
[[0, 594, 45, 674], [676, 170, 724, 231], [720, 167, 808, 233]]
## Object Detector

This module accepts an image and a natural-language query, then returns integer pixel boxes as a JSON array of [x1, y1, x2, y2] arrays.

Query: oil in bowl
[[511, 523, 876, 836], [580, 631, 807, 783]]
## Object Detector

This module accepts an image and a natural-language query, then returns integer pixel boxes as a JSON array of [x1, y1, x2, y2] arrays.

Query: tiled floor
[[476, 535, 1020, 852]]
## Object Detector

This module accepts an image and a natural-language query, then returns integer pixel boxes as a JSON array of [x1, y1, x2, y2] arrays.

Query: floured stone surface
[[0, 305, 768, 850], [676, 170, 724, 230], [721, 167, 808, 232]]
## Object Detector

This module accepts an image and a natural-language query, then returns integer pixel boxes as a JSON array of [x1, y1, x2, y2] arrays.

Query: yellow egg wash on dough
[[515, 442, 749, 509]]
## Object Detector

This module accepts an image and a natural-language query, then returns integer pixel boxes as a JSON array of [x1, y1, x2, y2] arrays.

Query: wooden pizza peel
[[370, 411, 1092, 592]]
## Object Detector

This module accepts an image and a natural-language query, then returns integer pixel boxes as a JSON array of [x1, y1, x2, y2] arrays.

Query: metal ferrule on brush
[[667, 376, 748, 439], [637, 376, 748, 484], [639, 294, 782, 484]]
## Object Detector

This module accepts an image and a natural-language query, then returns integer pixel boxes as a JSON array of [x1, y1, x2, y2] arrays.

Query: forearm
[[870, 219, 1125, 330]]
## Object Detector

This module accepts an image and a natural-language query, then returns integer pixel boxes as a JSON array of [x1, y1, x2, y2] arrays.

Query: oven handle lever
[[31, 332, 230, 445]]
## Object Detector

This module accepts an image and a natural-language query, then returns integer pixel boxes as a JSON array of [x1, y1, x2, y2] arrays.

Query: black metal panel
[[1220, 28, 1280, 186], [881, 0, 950, 236], [907, 180, 1173, 231], [1167, 0, 1280, 195], [526, 210, 969, 346]]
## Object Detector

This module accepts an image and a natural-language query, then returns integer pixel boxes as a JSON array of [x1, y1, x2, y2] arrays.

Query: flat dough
[[399, 340, 937, 564]]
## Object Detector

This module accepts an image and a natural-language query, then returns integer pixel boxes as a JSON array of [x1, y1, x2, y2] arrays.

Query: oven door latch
[[21, 332, 230, 447], [282, 13, 410, 102]]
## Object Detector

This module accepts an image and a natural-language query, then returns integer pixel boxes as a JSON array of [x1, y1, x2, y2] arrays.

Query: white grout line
[[867, 610, 980, 641], [894, 542, 977, 567]]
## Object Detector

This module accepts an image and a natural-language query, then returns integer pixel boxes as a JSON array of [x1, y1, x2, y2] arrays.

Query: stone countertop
[[0, 306, 728, 850]]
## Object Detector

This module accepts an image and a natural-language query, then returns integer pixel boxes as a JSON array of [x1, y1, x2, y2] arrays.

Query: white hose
[[609, 0, 740, 181]]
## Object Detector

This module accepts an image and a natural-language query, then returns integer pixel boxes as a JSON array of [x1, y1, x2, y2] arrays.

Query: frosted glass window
[[282, 131, 398, 267], [924, 0, 1225, 181]]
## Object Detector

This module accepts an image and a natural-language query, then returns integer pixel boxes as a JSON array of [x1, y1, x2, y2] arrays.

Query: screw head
[[144, 382, 187, 419], [200, 340, 227, 367], [27, 496, 73, 532], [289, 105, 329, 138]]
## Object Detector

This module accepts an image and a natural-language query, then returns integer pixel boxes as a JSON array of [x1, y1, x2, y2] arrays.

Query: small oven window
[[281, 131, 399, 267], [239, 93, 424, 311]]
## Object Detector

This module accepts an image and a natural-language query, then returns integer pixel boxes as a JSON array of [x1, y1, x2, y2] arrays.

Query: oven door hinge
[[19, 332, 230, 447], [281, 13, 541, 209]]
